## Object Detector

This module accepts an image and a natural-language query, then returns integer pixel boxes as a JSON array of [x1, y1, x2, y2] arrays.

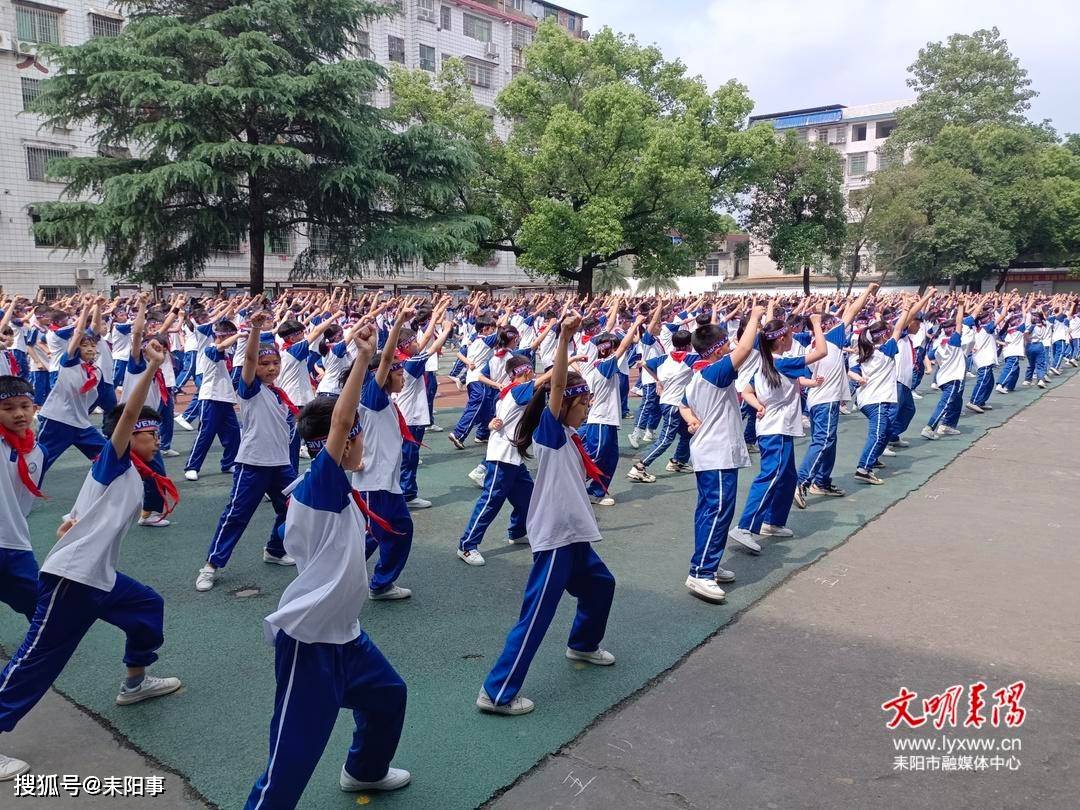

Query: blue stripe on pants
[[888, 385, 916, 442], [1051, 339, 1066, 371], [640, 404, 691, 468], [361, 490, 413, 594], [859, 402, 897, 470], [738, 434, 796, 533], [185, 399, 240, 474], [635, 383, 661, 430], [927, 380, 962, 430], [482, 543, 614, 706], [181, 374, 203, 422], [452, 383, 494, 441], [244, 630, 406, 810], [1025, 343, 1046, 381], [399, 425, 426, 501], [206, 463, 294, 568], [0, 549, 39, 620], [690, 468, 738, 578], [458, 461, 533, 551], [577, 423, 620, 498], [797, 401, 840, 487], [999, 356, 1020, 391], [970, 365, 995, 406]]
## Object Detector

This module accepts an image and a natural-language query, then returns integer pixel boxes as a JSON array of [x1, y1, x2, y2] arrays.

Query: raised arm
[[111, 340, 165, 456], [549, 314, 581, 416], [65, 304, 92, 359], [842, 282, 878, 327], [729, 305, 765, 370], [376, 307, 413, 388], [325, 326, 376, 465], [802, 313, 828, 365]]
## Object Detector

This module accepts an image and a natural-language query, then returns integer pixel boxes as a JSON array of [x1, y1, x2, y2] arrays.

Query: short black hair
[[0, 376, 34, 400], [672, 329, 693, 350], [297, 397, 335, 442], [278, 318, 304, 339], [692, 324, 728, 355], [102, 404, 161, 438]]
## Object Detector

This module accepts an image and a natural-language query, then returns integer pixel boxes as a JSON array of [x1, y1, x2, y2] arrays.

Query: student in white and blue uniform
[[184, 319, 241, 480], [477, 316, 616, 716], [996, 312, 1026, 393], [923, 305, 969, 437], [244, 327, 411, 807], [109, 310, 133, 389], [678, 312, 764, 604], [0, 345, 182, 781], [195, 321, 300, 593], [966, 311, 1006, 412], [627, 329, 696, 482], [176, 305, 219, 428], [448, 316, 500, 448], [457, 354, 547, 566], [1023, 311, 1050, 387], [885, 289, 937, 448], [1049, 309, 1071, 374], [628, 303, 664, 448]]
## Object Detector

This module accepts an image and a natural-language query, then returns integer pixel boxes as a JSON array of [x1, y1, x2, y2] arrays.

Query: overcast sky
[[566, 0, 1080, 135]]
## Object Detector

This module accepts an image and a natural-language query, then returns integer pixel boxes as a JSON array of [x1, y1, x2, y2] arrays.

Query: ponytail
[[857, 328, 876, 364], [512, 383, 550, 459], [757, 319, 784, 387]]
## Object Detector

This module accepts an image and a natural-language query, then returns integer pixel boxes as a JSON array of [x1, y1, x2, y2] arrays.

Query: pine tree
[[31, 0, 485, 291]]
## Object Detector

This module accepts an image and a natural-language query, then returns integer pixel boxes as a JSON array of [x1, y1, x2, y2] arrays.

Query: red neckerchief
[[153, 368, 170, 405], [499, 381, 520, 400], [0, 426, 43, 498], [494, 348, 509, 357], [267, 384, 299, 417], [225, 355, 234, 373], [570, 432, 609, 493], [3, 351, 19, 377], [350, 489, 402, 535], [393, 403, 424, 446], [130, 452, 180, 517], [692, 360, 711, 372], [670, 350, 688, 363], [79, 362, 99, 393]]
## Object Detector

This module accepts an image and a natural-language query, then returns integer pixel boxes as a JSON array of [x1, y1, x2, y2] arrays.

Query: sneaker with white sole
[[138, 512, 170, 527], [476, 690, 534, 715], [920, 426, 938, 440], [666, 460, 693, 473], [642, 430, 656, 443], [761, 523, 793, 537], [1037, 380, 1047, 389], [728, 527, 761, 553], [839, 404, 852, 414], [810, 483, 846, 497], [506, 535, 529, 544], [473, 437, 488, 445], [299, 445, 311, 459], [161, 448, 180, 457], [184, 470, 199, 481], [995, 385, 1009, 394], [174, 415, 194, 431], [0, 754, 30, 781], [1021, 380, 1031, 387], [715, 566, 736, 583], [448, 434, 465, 450], [428, 423, 444, 432], [966, 371, 976, 379], [964, 402, 984, 414], [406, 497, 432, 509], [938, 425, 961, 436], [627, 430, 642, 449], [590, 495, 616, 507], [457, 548, 486, 566], [467, 465, 487, 488], [685, 576, 726, 603], [263, 550, 296, 566], [793, 482, 808, 509], [982, 404, 993, 411], [565, 647, 615, 666], [854, 468, 883, 485], [911, 391, 923, 400], [116, 674, 182, 706], [195, 565, 216, 592], [888, 438, 910, 448], [881, 446, 896, 457], [370, 585, 411, 601], [626, 463, 656, 483], [340, 765, 411, 793]]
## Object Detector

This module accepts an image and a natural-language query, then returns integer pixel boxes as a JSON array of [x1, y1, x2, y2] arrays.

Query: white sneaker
[[590, 495, 616, 507], [184, 470, 199, 482], [195, 565, 216, 592], [565, 647, 615, 666], [982, 404, 993, 411], [642, 430, 656, 443], [1021, 380, 1031, 387], [685, 576, 726, 603], [457, 548, 486, 566], [0, 754, 30, 781], [931, 382, 940, 390], [995, 385, 1009, 394], [506, 535, 529, 544], [881, 446, 896, 457], [920, 426, 938, 440], [965, 402, 984, 414], [938, 425, 961, 436], [116, 674, 182, 705], [626, 463, 656, 483], [839, 403, 852, 414], [801, 415, 811, 430], [966, 371, 976, 379], [263, 550, 296, 566], [889, 438, 910, 448], [715, 566, 736, 583], [1037, 380, 1047, 389], [161, 448, 180, 457], [370, 585, 411, 601], [174, 415, 194, 431], [406, 497, 432, 509], [728, 528, 761, 553], [428, 423, 444, 432], [138, 512, 170, 527], [627, 430, 642, 449], [911, 391, 923, 400], [340, 765, 411, 793], [760, 523, 793, 537], [467, 465, 487, 488], [476, 690, 534, 716], [299, 445, 311, 459]]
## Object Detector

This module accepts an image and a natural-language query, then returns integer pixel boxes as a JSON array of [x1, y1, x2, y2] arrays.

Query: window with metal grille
[[704, 257, 720, 276], [876, 120, 896, 139], [465, 60, 492, 88], [848, 152, 868, 177], [26, 146, 68, 182], [90, 13, 122, 38], [356, 30, 370, 58], [388, 35, 405, 63], [21, 77, 42, 110], [852, 123, 867, 142], [419, 44, 436, 72], [16, 4, 62, 45], [440, 5, 451, 29], [463, 13, 491, 42], [40, 285, 78, 296], [267, 229, 292, 255], [876, 150, 894, 171], [308, 226, 332, 253], [417, 0, 435, 21], [512, 23, 532, 49], [817, 128, 831, 143], [212, 232, 244, 253]]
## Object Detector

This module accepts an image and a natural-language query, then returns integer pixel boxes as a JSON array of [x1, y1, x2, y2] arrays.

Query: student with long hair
[[477, 314, 616, 716], [922, 302, 969, 439]]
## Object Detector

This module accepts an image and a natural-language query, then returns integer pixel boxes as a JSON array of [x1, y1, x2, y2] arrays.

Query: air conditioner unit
[[484, 42, 499, 59], [17, 39, 38, 56], [0, 30, 14, 52], [75, 268, 94, 281]]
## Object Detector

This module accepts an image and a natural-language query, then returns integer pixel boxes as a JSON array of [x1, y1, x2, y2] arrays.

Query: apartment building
[[0, 0, 588, 296]]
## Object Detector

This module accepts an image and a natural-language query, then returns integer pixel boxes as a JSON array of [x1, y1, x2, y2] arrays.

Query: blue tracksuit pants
[[927, 381, 963, 430], [0, 549, 39, 620], [425, 372, 438, 420], [452, 383, 495, 442], [458, 461, 532, 552], [741, 399, 758, 446], [970, 365, 995, 406], [399, 426, 426, 502], [244, 630, 406, 810], [640, 404, 691, 468], [798, 401, 840, 488], [206, 463, 294, 568], [911, 346, 927, 390], [482, 542, 614, 706], [361, 490, 413, 594], [31, 370, 51, 406], [618, 372, 630, 418], [112, 359, 128, 388], [577, 423, 620, 498], [738, 434, 796, 534], [635, 382, 661, 431], [1051, 339, 1066, 371], [185, 399, 240, 474], [888, 385, 916, 442], [999, 356, 1021, 391], [175, 350, 197, 391], [0, 572, 164, 733], [690, 469, 738, 579], [181, 374, 203, 422], [859, 402, 897, 470], [37, 418, 108, 478], [157, 396, 175, 452], [92, 381, 117, 415], [1025, 343, 1047, 382]]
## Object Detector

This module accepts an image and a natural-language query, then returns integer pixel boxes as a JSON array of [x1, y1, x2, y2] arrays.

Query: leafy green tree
[[30, 0, 483, 292], [743, 133, 846, 294]]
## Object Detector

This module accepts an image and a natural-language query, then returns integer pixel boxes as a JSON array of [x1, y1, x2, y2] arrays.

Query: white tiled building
[[0, 0, 587, 297]]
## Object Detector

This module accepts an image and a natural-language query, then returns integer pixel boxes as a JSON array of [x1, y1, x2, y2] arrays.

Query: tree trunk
[[576, 263, 594, 297], [994, 268, 1009, 292], [247, 130, 265, 295], [802, 264, 811, 296], [845, 253, 861, 296]]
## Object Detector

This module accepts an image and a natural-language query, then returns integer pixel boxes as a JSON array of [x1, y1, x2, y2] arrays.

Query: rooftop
[[749, 99, 914, 128]]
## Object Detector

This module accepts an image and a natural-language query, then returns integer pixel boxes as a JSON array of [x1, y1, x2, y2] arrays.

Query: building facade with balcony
[[0, 0, 587, 297]]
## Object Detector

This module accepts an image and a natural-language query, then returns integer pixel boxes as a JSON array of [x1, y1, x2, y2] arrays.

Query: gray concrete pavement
[[491, 377, 1080, 810]]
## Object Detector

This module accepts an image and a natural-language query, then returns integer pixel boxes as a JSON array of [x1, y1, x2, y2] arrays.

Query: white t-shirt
[[972, 326, 999, 368], [934, 333, 967, 385], [735, 346, 761, 394], [487, 381, 535, 465], [646, 351, 697, 407], [465, 334, 497, 385], [198, 345, 238, 404], [0, 439, 44, 551], [893, 334, 916, 390], [39, 351, 99, 429], [120, 357, 170, 411], [316, 340, 354, 397], [1001, 327, 1026, 358], [684, 356, 751, 472], [806, 325, 849, 407], [392, 354, 430, 427], [351, 373, 403, 494], [278, 340, 316, 408], [264, 450, 367, 645], [193, 323, 217, 376], [854, 339, 900, 406], [751, 357, 809, 436], [526, 409, 602, 553], [109, 322, 133, 362], [236, 376, 296, 468], [582, 357, 621, 426], [40, 443, 142, 592]]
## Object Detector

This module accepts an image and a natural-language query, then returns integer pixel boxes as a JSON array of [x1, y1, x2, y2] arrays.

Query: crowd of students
[[0, 284, 1076, 805]]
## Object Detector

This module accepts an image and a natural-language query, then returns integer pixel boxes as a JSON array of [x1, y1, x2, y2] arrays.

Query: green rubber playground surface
[[1, 369, 1072, 809]]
